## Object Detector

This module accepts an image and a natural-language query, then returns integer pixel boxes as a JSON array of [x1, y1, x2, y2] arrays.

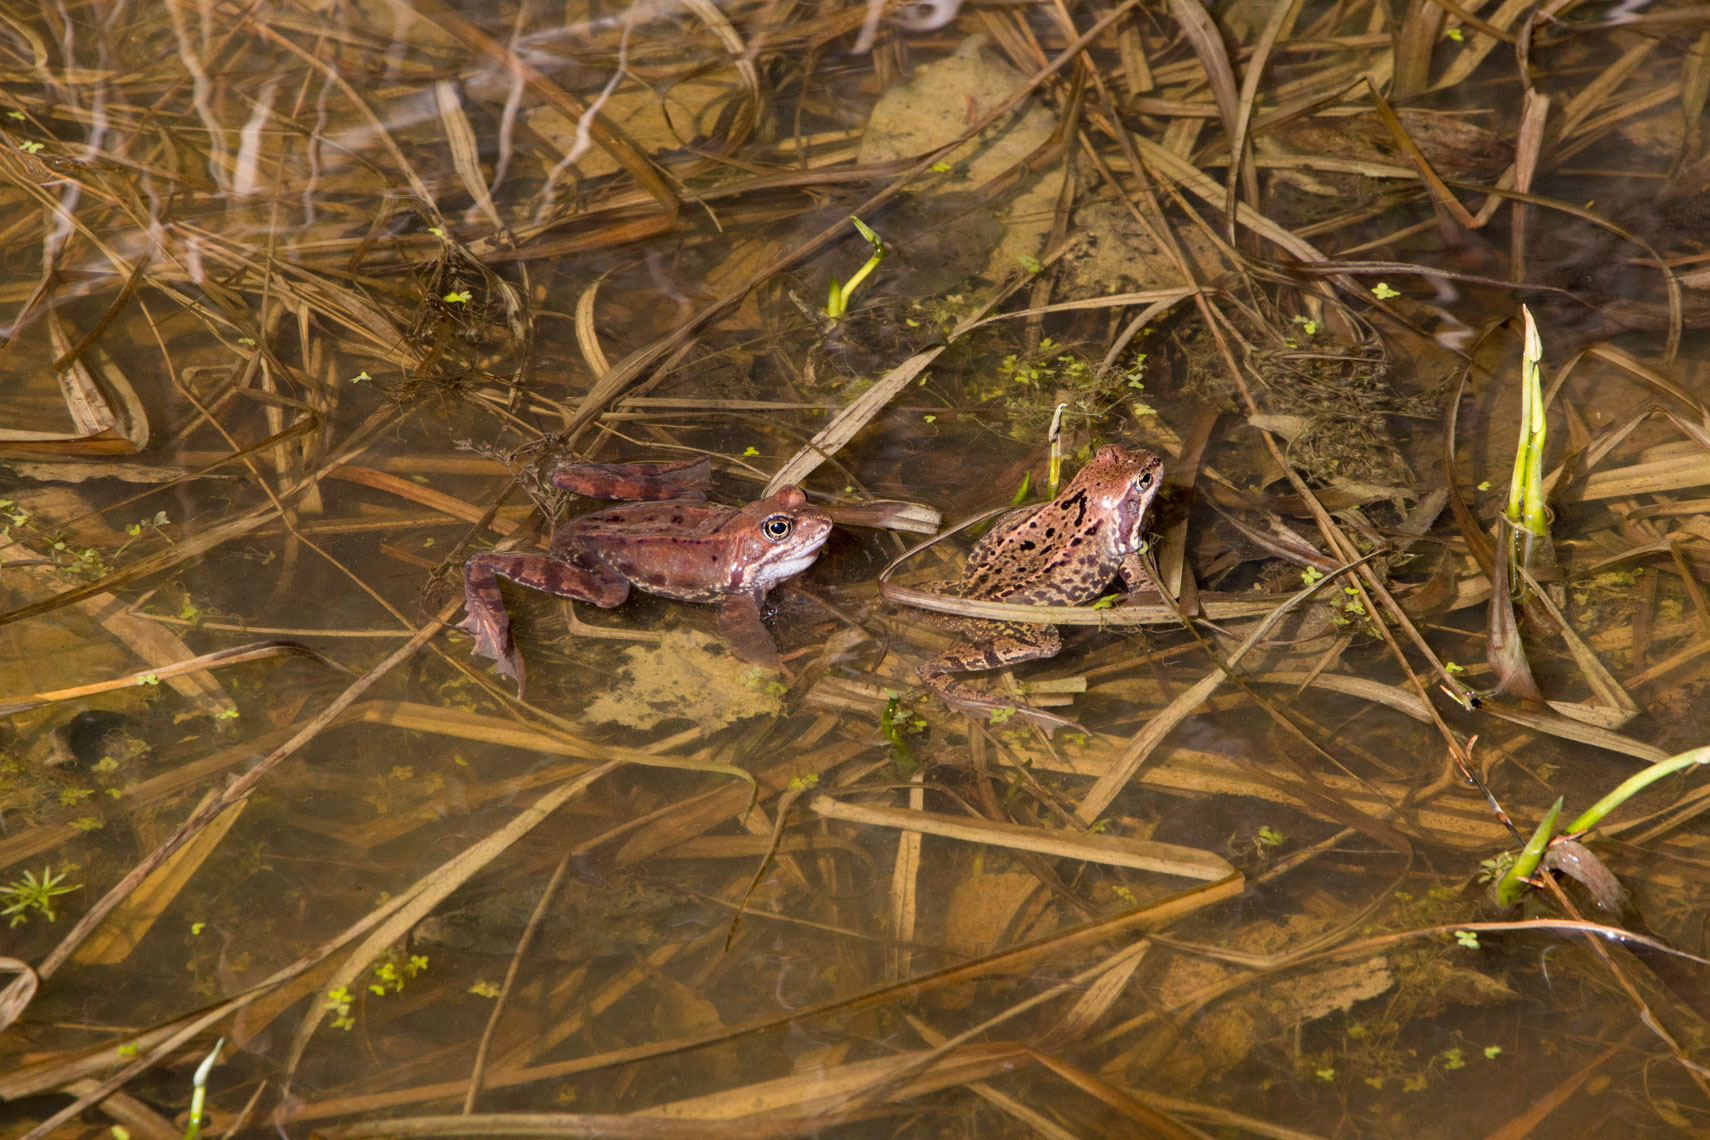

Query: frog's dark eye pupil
[[764, 516, 792, 540], [1138, 472, 1153, 489]]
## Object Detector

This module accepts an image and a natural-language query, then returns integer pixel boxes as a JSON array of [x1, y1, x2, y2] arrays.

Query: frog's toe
[[919, 667, 1086, 737], [1012, 705, 1088, 737]]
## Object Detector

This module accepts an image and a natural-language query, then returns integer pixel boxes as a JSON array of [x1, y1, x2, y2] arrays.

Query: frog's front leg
[[1117, 551, 1149, 593], [717, 591, 783, 670], [461, 553, 630, 694], [918, 620, 1086, 735]]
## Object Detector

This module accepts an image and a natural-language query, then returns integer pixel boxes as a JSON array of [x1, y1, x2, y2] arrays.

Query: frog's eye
[[762, 515, 794, 541], [1137, 471, 1153, 489]]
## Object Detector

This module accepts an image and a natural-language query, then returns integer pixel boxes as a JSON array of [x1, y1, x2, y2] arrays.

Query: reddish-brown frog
[[462, 457, 833, 694], [914, 444, 1164, 733]]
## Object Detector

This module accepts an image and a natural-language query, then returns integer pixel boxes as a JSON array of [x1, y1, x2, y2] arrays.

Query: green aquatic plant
[[1, 865, 81, 926], [1047, 402, 1069, 496], [1505, 306, 1548, 551], [879, 693, 922, 775], [181, 1038, 223, 1140], [824, 216, 885, 319], [369, 951, 429, 996], [325, 987, 355, 1031], [1494, 795, 1562, 906], [1492, 746, 1710, 905], [1565, 746, 1710, 835]]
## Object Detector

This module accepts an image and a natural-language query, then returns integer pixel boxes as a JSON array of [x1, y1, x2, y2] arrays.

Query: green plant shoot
[[1487, 746, 1710, 907], [1505, 306, 1548, 539], [182, 1037, 222, 1140], [824, 216, 885, 319], [1009, 471, 1031, 505], [1566, 746, 1710, 834], [1495, 795, 1560, 906], [1047, 403, 1069, 496]]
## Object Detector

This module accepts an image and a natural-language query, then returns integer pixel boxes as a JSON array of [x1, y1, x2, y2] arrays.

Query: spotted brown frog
[[462, 457, 833, 694], [914, 444, 1163, 732]]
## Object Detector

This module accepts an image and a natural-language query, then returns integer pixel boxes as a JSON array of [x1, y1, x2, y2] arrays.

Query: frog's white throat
[[753, 549, 822, 589]]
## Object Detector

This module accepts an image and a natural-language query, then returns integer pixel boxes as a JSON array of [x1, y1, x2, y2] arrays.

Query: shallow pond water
[[5, 1, 1710, 1137]]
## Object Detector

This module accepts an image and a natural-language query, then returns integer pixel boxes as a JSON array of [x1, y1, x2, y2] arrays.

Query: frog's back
[[951, 445, 1163, 608]]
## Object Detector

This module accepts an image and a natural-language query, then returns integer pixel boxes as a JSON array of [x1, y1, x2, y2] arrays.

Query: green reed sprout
[[1566, 747, 1710, 835], [1492, 746, 1710, 905], [1495, 796, 1560, 906], [182, 1037, 222, 1140], [1505, 306, 1548, 541], [824, 217, 885, 319], [1047, 403, 1069, 496]]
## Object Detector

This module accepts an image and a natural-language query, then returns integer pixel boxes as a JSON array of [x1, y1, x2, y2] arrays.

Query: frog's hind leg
[[917, 622, 1085, 735], [460, 553, 630, 694], [551, 456, 712, 501]]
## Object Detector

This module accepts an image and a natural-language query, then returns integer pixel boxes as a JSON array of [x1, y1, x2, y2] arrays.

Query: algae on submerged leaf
[[583, 628, 784, 730]]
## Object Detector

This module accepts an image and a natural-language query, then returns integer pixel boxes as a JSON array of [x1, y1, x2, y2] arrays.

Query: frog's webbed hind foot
[[917, 665, 1088, 737], [461, 552, 632, 694], [461, 554, 528, 694]]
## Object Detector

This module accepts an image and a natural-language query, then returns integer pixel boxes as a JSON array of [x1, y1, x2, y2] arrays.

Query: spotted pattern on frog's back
[[953, 446, 1163, 607], [913, 444, 1165, 735]]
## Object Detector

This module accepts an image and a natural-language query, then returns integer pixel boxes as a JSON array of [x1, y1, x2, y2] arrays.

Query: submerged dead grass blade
[[0, 639, 325, 716], [0, 959, 36, 1039], [1, 557, 236, 716], [277, 760, 622, 1096], [1392, 0, 1445, 97], [71, 790, 247, 966], [387, 0, 679, 212], [48, 246, 154, 375], [462, 852, 564, 1113], [888, 774, 924, 980], [812, 795, 1234, 880], [1224, 0, 1301, 233], [574, 274, 612, 377], [1166, 0, 1239, 140], [328, 464, 520, 534], [434, 80, 503, 231], [882, 580, 1275, 626], [1076, 555, 1374, 824], [285, 874, 1241, 1124], [571, 0, 1148, 444], [0, 606, 456, 1037], [0, 313, 149, 454], [680, 0, 760, 154], [1364, 77, 1478, 229]]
